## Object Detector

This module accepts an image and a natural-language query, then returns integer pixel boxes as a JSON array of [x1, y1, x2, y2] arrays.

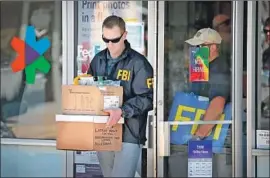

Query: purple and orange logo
[[10, 26, 51, 84]]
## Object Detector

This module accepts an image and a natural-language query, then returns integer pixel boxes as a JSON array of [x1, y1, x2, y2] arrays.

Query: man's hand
[[194, 127, 212, 138], [104, 108, 122, 128], [194, 96, 226, 138]]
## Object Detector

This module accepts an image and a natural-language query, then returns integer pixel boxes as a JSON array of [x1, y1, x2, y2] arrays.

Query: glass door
[[154, 1, 246, 177], [254, 2, 270, 176], [246, 1, 270, 177]]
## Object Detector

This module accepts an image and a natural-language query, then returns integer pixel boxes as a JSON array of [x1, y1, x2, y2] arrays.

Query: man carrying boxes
[[88, 15, 153, 177], [61, 15, 153, 177]]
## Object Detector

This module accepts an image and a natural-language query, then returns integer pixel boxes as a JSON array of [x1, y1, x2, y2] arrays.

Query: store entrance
[[153, 1, 246, 177]]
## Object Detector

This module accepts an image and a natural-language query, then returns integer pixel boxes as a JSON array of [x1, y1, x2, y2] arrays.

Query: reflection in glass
[[75, 1, 148, 76], [0, 1, 62, 139], [260, 12, 270, 127]]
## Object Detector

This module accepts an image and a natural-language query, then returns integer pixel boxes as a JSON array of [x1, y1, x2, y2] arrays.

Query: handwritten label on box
[[93, 124, 122, 151]]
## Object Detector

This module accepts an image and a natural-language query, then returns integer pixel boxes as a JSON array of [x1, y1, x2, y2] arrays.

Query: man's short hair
[[212, 14, 230, 30], [102, 15, 126, 33], [264, 17, 270, 28]]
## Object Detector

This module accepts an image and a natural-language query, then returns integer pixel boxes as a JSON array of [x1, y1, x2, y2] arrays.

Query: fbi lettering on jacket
[[117, 69, 131, 81], [146, 78, 154, 89]]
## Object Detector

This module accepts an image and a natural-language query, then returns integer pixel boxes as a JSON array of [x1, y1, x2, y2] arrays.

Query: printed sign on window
[[189, 47, 209, 82], [188, 140, 213, 177]]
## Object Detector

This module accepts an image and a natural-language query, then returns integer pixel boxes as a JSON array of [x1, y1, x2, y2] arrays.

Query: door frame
[[146, 1, 158, 177], [62, 1, 75, 177], [246, 1, 270, 177]]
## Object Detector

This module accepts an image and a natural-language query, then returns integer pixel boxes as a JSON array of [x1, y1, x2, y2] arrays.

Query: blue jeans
[[97, 142, 142, 177]]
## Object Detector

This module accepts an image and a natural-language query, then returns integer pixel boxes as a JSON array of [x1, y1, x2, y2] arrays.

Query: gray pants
[[97, 142, 142, 177]]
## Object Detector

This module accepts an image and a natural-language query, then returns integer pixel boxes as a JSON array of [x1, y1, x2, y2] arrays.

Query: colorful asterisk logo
[[10, 26, 51, 84]]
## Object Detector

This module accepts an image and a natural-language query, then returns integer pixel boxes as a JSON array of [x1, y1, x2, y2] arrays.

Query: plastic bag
[[73, 74, 121, 86]]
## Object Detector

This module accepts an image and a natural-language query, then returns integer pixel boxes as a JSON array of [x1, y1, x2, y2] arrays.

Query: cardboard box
[[56, 114, 124, 151], [62, 85, 123, 115]]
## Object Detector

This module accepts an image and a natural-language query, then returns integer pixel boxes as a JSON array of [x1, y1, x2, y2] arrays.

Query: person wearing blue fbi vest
[[168, 28, 232, 177], [87, 15, 153, 177]]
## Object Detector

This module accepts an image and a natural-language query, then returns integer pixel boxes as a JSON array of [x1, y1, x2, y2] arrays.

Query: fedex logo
[[77, 44, 101, 58]]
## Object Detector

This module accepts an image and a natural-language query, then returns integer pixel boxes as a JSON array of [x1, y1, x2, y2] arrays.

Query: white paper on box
[[55, 115, 124, 124], [256, 130, 269, 149], [104, 96, 120, 109]]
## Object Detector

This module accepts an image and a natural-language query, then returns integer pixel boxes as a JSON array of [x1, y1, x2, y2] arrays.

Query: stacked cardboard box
[[56, 84, 124, 151]]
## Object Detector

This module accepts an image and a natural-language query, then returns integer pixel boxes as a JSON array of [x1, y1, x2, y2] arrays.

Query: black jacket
[[87, 40, 153, 145]]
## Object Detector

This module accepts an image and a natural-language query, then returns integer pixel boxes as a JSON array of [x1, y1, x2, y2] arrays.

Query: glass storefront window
[[0, 1, 62, 139], [75, 1, 148, 77]]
